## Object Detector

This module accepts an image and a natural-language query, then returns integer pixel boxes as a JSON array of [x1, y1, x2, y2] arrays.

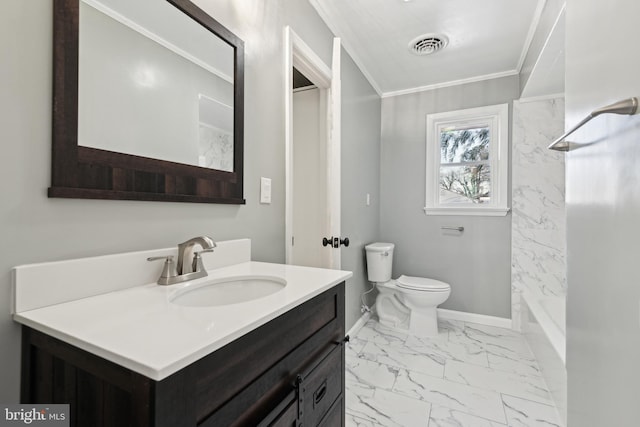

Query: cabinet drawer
[[300, 344, 342, 427]]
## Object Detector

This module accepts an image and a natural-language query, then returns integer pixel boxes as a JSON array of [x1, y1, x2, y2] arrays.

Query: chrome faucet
[[147, 236, 217, 285]]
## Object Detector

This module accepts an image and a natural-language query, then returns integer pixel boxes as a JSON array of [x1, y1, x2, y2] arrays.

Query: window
[[425, 103, 509, 216]]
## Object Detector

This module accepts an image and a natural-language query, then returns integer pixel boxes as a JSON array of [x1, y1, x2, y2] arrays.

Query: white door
[[285, 28, 343, 269]]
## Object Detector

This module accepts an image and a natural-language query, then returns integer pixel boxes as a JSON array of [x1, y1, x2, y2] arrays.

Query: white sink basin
[[170, 275, 287, 307]]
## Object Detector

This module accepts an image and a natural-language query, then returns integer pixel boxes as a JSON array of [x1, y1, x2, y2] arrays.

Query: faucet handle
[[147, 255, 174, 262], [194, 248, 215, 255], [191, 249, 214, 273], [147, 255, 178, 286]]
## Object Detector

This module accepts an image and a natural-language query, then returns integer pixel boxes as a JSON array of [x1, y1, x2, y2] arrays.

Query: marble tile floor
[[345, 318, 563, 427]]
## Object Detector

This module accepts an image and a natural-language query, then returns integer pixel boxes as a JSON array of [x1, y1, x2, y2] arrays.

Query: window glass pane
[[440, 126, 490, 163], [439, 164, 491, 204]]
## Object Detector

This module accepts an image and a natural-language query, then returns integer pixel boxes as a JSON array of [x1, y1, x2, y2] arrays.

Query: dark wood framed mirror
[[49, 0, 245, 204]]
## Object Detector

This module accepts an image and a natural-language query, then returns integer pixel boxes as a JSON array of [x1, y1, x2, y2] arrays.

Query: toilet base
[[408, 307, 439, 336], [374, 280, 449, 338], [376, 292, 410, 329], [375, 294, 441, 336]]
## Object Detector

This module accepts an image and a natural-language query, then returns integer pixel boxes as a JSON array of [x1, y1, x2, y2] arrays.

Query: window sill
[[423, 207, 510, 217]]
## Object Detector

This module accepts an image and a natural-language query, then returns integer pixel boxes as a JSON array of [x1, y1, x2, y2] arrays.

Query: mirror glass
[[78, 0, 235, 171]]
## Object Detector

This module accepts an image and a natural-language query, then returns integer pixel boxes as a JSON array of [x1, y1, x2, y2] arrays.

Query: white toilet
[[365, 242, 451, 336]]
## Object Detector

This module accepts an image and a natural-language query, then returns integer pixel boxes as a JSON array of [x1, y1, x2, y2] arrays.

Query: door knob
[[322, 237, 350, 248]]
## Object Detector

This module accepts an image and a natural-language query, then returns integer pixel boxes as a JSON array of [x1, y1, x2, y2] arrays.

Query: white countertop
[[14, 261, 352, 380]]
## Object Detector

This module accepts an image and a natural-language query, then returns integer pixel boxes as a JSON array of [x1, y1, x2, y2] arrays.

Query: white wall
[[565, 0, 640, 424], [0, 0, 380, 401], [380, 75, 519, 318]]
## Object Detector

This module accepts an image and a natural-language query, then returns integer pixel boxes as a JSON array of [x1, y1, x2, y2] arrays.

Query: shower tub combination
[[511, 96, 567, 426], [519, 290, 567, 426]]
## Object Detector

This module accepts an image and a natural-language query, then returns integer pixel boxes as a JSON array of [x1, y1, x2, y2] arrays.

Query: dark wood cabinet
[[21, 283, 345, 427]]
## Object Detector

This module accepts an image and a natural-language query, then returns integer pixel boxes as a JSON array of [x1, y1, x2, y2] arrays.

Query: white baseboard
[[349, 308, 512, 332], [346, 311, 372, 337], [437, 308, 512, 329]]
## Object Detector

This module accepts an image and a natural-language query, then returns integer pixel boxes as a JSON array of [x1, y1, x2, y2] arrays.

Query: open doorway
[[284, 27, 342, 269], [291, 68, 328, 268]]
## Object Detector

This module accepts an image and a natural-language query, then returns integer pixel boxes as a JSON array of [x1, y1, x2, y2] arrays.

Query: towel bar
[[548, 97, 638, 152]]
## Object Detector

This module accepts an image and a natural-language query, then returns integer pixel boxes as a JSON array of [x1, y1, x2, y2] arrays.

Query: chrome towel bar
[[548, 97, 639, 152]]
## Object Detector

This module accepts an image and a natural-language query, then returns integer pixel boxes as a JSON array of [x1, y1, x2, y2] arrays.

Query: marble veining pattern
[[511, 98, 566, 319], [511, 98, 567, 424], [346, 319, 562, 426]]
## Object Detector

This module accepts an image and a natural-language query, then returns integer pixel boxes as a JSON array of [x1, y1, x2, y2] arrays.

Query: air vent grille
[[409, 34, 449, 56]]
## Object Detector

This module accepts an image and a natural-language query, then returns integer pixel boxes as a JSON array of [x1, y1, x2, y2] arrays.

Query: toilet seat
[[396, 275, 450, 292]]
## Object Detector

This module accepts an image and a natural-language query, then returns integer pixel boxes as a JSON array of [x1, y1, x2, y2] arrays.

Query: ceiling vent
[[409, 34, 448, 56]]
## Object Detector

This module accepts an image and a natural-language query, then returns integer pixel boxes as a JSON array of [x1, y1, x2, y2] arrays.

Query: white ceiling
[[310, 0, 545, 97]]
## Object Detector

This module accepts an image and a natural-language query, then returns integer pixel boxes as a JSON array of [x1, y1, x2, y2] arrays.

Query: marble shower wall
[[511, 98, 566, 329]]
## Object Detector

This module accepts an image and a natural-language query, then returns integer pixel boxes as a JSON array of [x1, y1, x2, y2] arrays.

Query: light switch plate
[[260, 177, 272, 204]]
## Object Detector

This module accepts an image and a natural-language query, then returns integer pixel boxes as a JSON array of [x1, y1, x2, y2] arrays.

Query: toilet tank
[[365, 242, 394, 282]]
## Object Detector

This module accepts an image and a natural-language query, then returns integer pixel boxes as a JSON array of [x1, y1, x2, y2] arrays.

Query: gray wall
[[380, 76, 519, 318], [0, 0, 379, 401], [340, 51, 382, 329], [565, 0, 640, 425]]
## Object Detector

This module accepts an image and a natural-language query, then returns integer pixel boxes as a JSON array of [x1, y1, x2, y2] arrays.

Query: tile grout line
[[500, 392, 510, 426], [500, 391, 559, 408]]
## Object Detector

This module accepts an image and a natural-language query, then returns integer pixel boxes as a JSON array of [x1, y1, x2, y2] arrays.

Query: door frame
[[284, 26, 341, 268]]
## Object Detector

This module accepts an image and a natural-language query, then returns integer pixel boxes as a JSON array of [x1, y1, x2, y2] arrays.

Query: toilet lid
[[396, 275, 450, 291]]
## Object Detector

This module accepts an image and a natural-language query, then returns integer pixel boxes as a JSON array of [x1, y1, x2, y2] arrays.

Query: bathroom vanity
[[13, 239, 351, 427], [20, 283, 345, 426]]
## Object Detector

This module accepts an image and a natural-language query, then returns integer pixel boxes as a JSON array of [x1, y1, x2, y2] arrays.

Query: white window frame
[[425, 103, 509, 216]]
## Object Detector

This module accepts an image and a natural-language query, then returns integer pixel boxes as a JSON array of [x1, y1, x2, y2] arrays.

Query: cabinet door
[[299, 344, 342, 427], [318, 397, 342, 427]]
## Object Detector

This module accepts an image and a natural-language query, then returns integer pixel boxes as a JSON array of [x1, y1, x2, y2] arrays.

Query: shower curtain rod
[[548, 97, 638, 152]]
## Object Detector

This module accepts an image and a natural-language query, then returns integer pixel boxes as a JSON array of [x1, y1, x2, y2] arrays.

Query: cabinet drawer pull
[[313, 380, 327, 407]]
